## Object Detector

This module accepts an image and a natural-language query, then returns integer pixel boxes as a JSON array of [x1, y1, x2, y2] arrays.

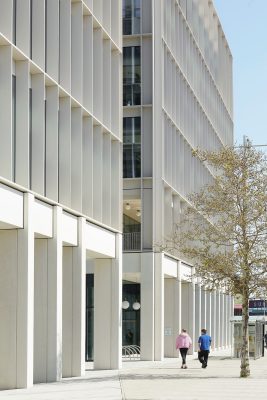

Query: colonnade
[[0, 189, 122, 390], [124, 253, 234, 361]]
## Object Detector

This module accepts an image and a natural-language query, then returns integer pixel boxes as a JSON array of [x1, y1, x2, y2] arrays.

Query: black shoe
[[203, 363, 207, 368]]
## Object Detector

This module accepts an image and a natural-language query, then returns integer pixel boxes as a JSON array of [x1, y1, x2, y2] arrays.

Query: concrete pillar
[[94, 234, 122, 369], [110, 234, 122, 369], [216, 291, 221, 349], [201, 287, 206, 329], [224, 294, 228, 347], [229, 295, 234, 348], [211, 291, 216, 350], [34, 206, 63, 383], [181, 280, 195, 354], [194, 283, 202, 349], [140, 252, 154, 360], [62, 217, 86, 378], [72, 217, 86, 374], [154, 253, 164, 361], [17, 193, 35, 388], [206, 291, 212, 339], [0, 193, 34, 389], [47, 206, 63, 381], [164, 263, 181, 357], [220, 293, 225, 348]]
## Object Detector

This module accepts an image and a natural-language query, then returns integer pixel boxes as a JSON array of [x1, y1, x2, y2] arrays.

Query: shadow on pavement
[[119, 374, 238, 380]]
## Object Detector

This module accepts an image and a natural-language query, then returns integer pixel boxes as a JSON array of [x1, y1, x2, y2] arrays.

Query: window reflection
[[123, 117, 141, 178], [123, 46, 141, 106], [123, 0, 141, 35]]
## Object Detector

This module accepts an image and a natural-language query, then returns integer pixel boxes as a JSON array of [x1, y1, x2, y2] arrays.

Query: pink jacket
[[176, 333, 192, 349]]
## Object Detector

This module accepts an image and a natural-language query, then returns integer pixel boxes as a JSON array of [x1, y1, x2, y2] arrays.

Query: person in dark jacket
[[198, 328, 212, 368]]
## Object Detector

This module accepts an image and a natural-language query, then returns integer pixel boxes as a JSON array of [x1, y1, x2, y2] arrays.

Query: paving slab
[[120, 352, 267, 400], [1, 350, 267, 400]]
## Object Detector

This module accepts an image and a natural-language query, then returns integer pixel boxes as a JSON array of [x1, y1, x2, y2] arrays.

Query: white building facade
[[0, 0, 122, 390], [122, 0, 234, 359]]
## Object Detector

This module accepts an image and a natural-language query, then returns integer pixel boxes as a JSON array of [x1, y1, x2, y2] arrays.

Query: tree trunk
[[240, 292, 250, 377]]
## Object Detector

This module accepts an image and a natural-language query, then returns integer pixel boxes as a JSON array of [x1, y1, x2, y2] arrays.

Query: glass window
[[123, 47, 141, 84], [85, 274, 94, 361], [123, 214, 141, 233], [123, 46, 141, 106], [123, 117, 141, 178], [123, 0, 141, 35], [123, 144, 141, 178], [123, 116, 141, 144]]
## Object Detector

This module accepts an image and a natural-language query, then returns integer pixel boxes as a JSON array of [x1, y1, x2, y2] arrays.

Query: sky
[[213, 0, 267, 146]]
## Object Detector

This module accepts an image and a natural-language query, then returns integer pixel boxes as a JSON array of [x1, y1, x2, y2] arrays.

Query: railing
[[122, 345, 141, 360], [123, 232, 141, 251]]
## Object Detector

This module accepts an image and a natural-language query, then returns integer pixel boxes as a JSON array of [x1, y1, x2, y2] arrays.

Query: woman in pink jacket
[[175, 329, 192, 369]]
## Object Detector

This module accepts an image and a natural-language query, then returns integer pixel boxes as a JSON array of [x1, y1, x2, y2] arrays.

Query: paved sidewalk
[[120, 353, 267, 400], [1, 350, 267, 400]]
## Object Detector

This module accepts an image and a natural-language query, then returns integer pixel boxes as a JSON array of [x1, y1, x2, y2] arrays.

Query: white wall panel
[[71, 107, 83, 213], [15, 60, 30, 188], [59, 0, 71, 91], [180, 264, 192, 281], [0, 45, 12, 180], [85, 222, 116, 258], [82, 116, 93, 217], [45, 85, 59, 201], [16, 0, 30, 55], [93, 29, 103, 121], [33, 199, 53, 237], [0, 0, 12, 40], [163, 255, 177, 278], [0, 184, 23, 228], [83, 14, 93, 112], [59, 96, 71, 207], [31, 0, 45, 68], [62, 212, 77, 246], [46, 0, 59, 80], [93, 126, 103, 221], [71, 1, 83, 102], [31, 73, 45, 195]]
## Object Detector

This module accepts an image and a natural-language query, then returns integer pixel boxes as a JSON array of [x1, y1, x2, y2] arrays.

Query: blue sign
[[249, 300, 267, 316]]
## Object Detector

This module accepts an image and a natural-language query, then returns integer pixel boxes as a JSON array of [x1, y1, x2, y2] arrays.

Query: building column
[[17, 193, 35, 388], [194, 283, 202, 349], [181, 279, 195, 354], [224, 294, 228, 347], [47, 206, 63, 381], [71, 217, 86, 374], [154, 253, 164, 361], [34, 206, 63, 383], [211, 291, 216, 350], [0, 193, 34, 390], [62, 217, 86, 378], [220, 293, 225, 348], [140, 252, 154, 360], [94, 234, 122, 369], [206, 291, 212, 339], [216, 291, 221, 349], [164, 261, 181, 358], [201, 287, 206, 330], [229, 295, 234, 348]]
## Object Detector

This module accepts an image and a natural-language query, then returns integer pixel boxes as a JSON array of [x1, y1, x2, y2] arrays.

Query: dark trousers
[[179, 348, 188, 365], [198, 350, 209, 366]]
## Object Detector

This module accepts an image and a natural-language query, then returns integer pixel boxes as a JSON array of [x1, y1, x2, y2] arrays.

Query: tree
[[162, 144, 267, 378]]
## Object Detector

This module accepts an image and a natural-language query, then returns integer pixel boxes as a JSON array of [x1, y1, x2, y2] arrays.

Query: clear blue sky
[[214, 0, 267, 146]]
